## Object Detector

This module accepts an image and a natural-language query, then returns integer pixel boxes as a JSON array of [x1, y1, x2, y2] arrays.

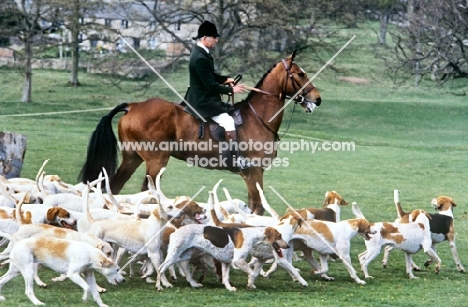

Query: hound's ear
[[264, 227, 276, 243], [46, 207, 60, 220]]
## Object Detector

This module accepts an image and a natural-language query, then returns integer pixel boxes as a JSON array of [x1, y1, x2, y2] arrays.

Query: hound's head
[[264, 227, 289, 258], [351, 218, 376, 241], [323, 191, 348, 207], [431, 196, 456, 212], [174, 196, 207, 224], [46, 207, 77, 229], [100, 256, 126, 285]]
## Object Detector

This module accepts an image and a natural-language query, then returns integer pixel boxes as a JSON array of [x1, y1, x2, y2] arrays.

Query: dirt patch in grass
[[338, 76, 370, 85]]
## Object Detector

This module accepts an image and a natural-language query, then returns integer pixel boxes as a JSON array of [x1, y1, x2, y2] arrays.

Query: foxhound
[[382, 190, 465, 272], [0, 233, 125, 307], [84, 188, 184, 291], [359, 208, 441, 279], [269, 215, 374, 285]]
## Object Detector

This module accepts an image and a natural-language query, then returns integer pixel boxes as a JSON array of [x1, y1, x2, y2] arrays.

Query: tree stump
[[0, 132, 27, 179]]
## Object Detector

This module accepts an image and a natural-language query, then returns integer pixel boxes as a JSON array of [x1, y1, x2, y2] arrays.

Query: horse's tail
[[79, 103, 129, 184]]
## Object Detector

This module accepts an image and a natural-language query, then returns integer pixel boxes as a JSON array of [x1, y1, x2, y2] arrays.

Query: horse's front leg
[[243, 167, 265, 215]]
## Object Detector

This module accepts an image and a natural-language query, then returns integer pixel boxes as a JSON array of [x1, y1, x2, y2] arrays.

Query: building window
[[148, 37, 157, 50], [133, 37, 140, 49], [121, 20, 129, 29], [79, 17, 84, 24], [105, 19, 112, 27]]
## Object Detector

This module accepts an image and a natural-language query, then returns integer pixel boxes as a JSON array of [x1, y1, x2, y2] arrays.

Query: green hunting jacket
[[185, 45, 233, 119]]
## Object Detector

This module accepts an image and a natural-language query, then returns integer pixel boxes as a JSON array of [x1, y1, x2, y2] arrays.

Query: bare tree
[[110, 0, 343, 83], [387, 0, 468, 87], [44, 0, 107, 86], [5, 0, 47, 102]]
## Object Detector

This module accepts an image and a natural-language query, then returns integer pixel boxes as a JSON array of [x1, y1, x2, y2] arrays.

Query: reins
[[247, 102, 280, 141]]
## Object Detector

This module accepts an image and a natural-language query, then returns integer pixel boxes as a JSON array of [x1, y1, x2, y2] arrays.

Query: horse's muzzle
[[304, 98, 320, 113]]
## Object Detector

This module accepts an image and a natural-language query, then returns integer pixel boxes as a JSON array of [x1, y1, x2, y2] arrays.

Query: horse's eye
[[297, 72, 305, 77]]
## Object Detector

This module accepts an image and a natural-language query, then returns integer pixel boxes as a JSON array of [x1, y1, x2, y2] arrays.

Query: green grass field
[[0, 23, 467, 306]]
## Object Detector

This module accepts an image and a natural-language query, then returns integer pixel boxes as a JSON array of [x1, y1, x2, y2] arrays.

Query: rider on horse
[[184, 21, 250, 169]]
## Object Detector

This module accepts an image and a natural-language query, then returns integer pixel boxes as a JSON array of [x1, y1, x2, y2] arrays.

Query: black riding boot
[[224, 131, 251, 169]]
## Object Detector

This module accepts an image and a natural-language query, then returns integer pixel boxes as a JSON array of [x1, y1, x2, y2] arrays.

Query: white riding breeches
[[211, 112, 235, 131]]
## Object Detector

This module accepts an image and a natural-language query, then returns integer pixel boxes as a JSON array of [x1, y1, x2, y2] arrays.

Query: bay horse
[[79, 51, 321, 215]]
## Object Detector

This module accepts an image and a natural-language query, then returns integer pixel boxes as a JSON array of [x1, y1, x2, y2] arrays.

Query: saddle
[[182, 74, 244, 141], [197, 108, 243, 142]]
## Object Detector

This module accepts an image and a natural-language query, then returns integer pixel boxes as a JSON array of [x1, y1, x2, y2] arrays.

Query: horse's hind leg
[[110, 151, 143, 194], [143, 154, 171, 191]]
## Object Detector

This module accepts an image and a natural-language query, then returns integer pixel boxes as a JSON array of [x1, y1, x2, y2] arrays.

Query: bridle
[[247, 58, 318, 140], [281, 59, 316, 105]]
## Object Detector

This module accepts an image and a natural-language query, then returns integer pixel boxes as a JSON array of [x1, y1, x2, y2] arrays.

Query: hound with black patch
[[382, 191, 465, 272], [158, 192, 308, 291]]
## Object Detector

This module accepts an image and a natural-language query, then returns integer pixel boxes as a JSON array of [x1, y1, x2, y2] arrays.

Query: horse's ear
[[290, 50, 297, 61]]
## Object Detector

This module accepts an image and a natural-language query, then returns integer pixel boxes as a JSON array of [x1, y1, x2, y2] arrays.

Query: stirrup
[[235, 156, 254, 170]]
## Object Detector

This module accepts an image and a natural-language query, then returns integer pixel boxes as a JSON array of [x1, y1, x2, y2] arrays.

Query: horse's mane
[[237, 62, 279, 105]]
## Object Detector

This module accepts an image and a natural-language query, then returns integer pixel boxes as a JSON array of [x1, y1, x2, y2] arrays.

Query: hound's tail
[[14, 192, 31, 226], [78, 103, 129, 185], [394, 189, 406, 219]]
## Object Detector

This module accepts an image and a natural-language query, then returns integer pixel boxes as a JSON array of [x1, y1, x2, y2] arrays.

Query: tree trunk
[[0, 132, 27, 179], [407, 0, 415, 20], [69, 33, 80, 86], [21, 35, 33, 102], [379, 10, 390, 45], [69, 0, 80, 86]]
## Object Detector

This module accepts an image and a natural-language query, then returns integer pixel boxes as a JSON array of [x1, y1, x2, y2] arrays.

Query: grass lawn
[[0, 23, 467, 306]]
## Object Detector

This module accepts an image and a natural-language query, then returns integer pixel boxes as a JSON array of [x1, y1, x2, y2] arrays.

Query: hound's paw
[[412, 264, 421, 271], [144, 277, 156, 283], [320, 274, 335, 281], [355, 278, 366, 285], [97, 286, 107, 293], [247, 284, 257, 290]]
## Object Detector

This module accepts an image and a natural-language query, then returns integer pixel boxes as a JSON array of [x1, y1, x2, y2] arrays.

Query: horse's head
[[281, 50, 322, 113]]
